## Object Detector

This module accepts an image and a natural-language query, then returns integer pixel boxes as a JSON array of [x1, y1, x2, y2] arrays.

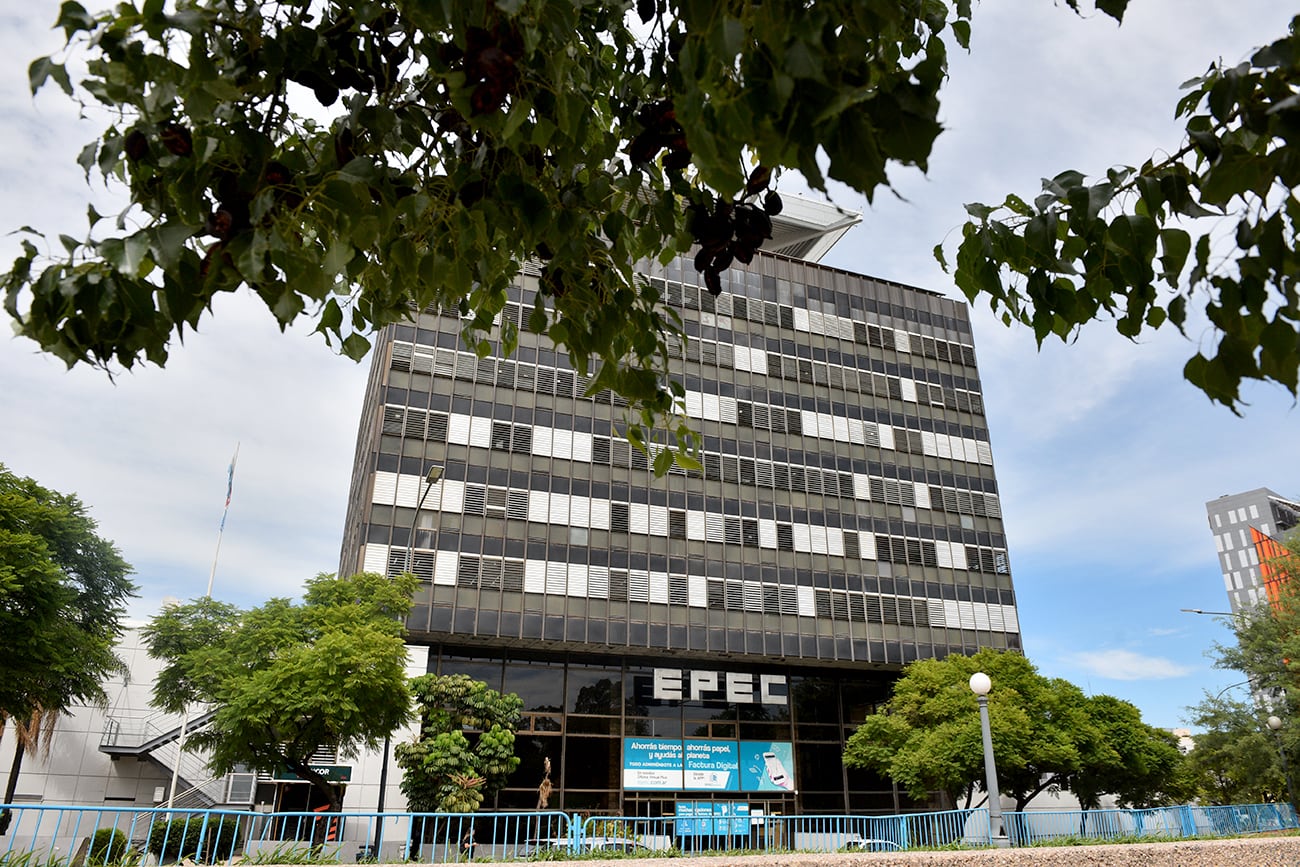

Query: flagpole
[[169, 444, 239, 811]]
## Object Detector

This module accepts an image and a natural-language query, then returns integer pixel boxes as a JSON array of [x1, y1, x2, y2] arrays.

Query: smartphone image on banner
[[763, 752, 793, 790]]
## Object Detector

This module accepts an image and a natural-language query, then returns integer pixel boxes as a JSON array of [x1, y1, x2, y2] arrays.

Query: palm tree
[[1, 707, 59, 835]]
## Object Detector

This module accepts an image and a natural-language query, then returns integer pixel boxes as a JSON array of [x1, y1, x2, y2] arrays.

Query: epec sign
[[652, 668, 788, 706]]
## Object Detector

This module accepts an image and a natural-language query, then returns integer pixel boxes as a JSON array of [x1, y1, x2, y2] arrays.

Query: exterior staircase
[[99, 710, 231, 807]]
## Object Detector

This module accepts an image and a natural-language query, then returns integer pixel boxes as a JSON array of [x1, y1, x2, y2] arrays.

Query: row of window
[[652, 253, 974, 337], [371, 547, 1019, 634], [373, 471, 1009, 572]]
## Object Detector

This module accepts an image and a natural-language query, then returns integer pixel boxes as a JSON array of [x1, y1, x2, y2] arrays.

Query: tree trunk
[[1, 740, 25, 835]]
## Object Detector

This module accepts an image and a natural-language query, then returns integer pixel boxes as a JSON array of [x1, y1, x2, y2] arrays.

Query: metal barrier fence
[[0, 801, 1293, 862], [1001, 802, 1297, 846]]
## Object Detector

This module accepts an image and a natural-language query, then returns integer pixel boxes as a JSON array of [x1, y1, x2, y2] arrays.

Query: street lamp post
[[1266, 715, 1298, 819], [372, 465, 444, 857], [969, 672, 1009, 848]]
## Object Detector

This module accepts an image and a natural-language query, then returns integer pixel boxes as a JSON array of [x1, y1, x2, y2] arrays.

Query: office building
[[337, 200, 1020, 817], [1205, 488, 1300, 613]]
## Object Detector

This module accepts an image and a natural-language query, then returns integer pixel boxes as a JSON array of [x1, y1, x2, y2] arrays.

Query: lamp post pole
[[1267, 715, 1298, 820], [372, 465, 443, 856], [970, 672, 1009, 847]]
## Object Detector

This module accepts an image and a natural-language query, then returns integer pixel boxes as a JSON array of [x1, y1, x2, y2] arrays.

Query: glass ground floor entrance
[[422, 644, 936, 816]]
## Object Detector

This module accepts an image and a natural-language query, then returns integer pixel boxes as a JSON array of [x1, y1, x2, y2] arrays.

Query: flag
[[220, 444, 240, 531]]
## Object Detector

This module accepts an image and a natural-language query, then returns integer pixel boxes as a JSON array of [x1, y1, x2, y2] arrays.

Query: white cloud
[[1069, 649, 1195, 681]]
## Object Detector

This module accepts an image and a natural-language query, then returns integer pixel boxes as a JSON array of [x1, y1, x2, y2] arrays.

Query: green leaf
[[341, 333, 370, 361]]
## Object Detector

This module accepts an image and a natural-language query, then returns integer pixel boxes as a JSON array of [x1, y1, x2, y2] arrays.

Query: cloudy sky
[[1, 0, 1296, 730]]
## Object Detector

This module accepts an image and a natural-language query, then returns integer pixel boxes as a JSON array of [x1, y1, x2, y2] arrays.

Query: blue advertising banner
[[737, 741, 796, 792], [624, 738, 794, 792], [683, 739, 739, 791], [674, 801, 751, 835]]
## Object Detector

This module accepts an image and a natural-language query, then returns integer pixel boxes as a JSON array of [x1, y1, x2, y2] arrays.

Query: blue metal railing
[[0, 801, 1292, 862]]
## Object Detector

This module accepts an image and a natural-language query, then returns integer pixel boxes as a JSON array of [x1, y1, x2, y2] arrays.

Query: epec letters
[[652, 668, 788, 706]]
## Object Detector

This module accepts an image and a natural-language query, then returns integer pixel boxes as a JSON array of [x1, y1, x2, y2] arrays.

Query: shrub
[[146, 816, 241, 862], [87, 828, 131, 866]]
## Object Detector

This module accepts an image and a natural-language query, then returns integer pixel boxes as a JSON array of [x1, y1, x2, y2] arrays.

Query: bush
[[87, 828, 132, 866], [146, 816, 241, 863]]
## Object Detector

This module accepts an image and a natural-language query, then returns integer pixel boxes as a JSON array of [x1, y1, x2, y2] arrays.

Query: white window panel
[[362, 544, 389, 574], [1214, 513, 1223, 527], [894, 331, 911, 353], [1238, 508, 1248, 521], [758, 519, 778, 549], [702, 393, 721, 422], [648, 505, 669, 536], [437, 479, 466, 514], [528, 490, 550, 523], [551, 429, 574, 460], [936, 542, 953, 569], [859, 533, 877, 560], [942, 600, 962, 629], [809, 526, 829, 555], [687, 511, 708, 541], [920, 430, 938, 458], [629, 570, 650, 602], [372, 471, 398, 506], [699, 312, 716, 327], [1239, 528, 1248, 547], [587, 566, 609, 599], [589, 499, 610, 531], [545, 562, 568, 595], [955, 437, 974, 462], [913, 483, 931, 509], [395, 472, 422, 507], [805, 310, 823, 335], [570, 496, 591, 528], [1229, 510, 1239, 524], [551, 492, 575, 524], [719, 396, 738, 424], [704, 514, 725, 543], [832, 416, 850, 442], [847, 419, 866, 446], [530, 425, 553, 456], [817, 413, 836, 440], [1225, 573, 1235, 591], [930, 433, 950, 459], [900, 379, 917, 402], [648, 572, 669, 604], [793, 308, 810, 332], [688, 575, 708, 607], [827, 529, 845, 557], [567, 564, 589, 598], [1000, 605, 1019, 632], [1263, 522, 1273, 536], [878, 425, 895, 450], [684, 391, 703, 419], [630, 503, 650, 535], [974, 604, 991, 631], [433, 552, 458, 586], [467, 417, 493, 448], [986, 605, 1004, 631], [524, 560, 546, 593], [1215, 534, 1225, 553], [447, 413, 471, 446], [801, 410, 819, 438], [1250, 504, 1261, 519], [836, 317, 856, 341], [796, 586, 816, 617], [792, 524, 812, 553], [743, 581, 763, 611], [853, 474, 872, 500], [975, 442, 993, 465], [1248, 548, 1260, 566], [1223, 532, 1235, 550], [571, 431, 593, 462], [928, 600, 947, 626]]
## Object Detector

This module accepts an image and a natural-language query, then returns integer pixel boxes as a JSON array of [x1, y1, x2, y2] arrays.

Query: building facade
[[1205, 488, 1300, 613], [337, 210, 1020, 818]]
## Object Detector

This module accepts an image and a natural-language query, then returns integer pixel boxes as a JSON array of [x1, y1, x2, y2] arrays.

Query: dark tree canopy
[[844, 648, 1185, 811], [141, 571, 418, 812], [0, 463, 136, 726]]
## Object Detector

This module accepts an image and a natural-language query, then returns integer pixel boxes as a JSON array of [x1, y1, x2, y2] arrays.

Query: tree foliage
[[140, 571, 417, 812], [844, 648, 1184, 811], [941, 14, 1300, 411], [395, 674, 522, 814], [1187, 530, 1300, 806], [0, 463, 136, 728], [3, 0, 981, 464]]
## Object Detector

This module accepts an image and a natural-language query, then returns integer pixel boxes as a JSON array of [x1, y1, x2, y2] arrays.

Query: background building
[[338, 201, 1020, 818], [1205, 488, 1300, 613]]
